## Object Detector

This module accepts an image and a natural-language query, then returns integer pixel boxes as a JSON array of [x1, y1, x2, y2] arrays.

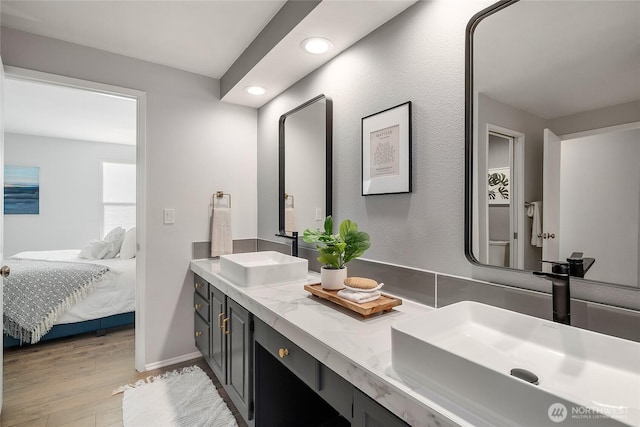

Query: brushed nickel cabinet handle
[[194, 282, 203, 289], [217, 313, 224, 329], [1, 266, 10, 278], [222, 317, 230, 335], [194, 303, 202, 310], [195, 331, 202, 337]]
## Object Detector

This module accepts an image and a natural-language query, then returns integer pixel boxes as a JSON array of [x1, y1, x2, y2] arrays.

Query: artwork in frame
[[4, 165, 40, 214], [361, 101, 412, 195], [488, 167, 509, 205]]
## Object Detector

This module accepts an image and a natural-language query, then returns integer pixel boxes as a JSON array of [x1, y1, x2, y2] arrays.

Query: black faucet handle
[[540, 260, 570, 275]]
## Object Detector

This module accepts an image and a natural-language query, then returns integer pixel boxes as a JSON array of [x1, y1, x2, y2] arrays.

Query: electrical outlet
[[315, 208, 323, 220], [163, 208, 175, 224]]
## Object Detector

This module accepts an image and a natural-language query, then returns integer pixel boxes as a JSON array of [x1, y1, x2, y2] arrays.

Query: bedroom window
[[103, 162, 136, 235]]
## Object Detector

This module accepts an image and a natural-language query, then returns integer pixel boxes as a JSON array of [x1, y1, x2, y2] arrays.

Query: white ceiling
[[4, 78, 138, 145], [474, 0, 640, 120], [0, 0, 416, 142], [0, 0, 287, 79]]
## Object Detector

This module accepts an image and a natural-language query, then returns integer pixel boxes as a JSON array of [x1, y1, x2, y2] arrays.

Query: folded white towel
[[527, 201, 543, 248], [337, 289, 381, 304], [211, 207, 232, 257], [285, 207, 296, 233]]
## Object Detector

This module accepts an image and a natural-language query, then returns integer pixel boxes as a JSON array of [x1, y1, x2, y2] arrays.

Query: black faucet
[[275, 231, 298, 257], [533, 261, 571, 325], [566, 252, 595, 278]]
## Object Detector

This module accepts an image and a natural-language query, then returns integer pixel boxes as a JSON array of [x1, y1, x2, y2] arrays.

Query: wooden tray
[[304, 283, 402, 318]]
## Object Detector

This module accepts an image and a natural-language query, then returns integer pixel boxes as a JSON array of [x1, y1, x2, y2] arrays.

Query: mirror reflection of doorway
[[486, 127, 525, 269], [487, 132, 512, 267]]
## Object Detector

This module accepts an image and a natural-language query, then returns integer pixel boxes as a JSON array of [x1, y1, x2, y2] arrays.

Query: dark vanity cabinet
[[254, 317, 350, 427], [353, 388, 408, 427], [253, 317, 409, 427], [208, 285, 225, 380], [195, 274, 408, 427], [194, 274, 254, 422], [193, 276, 210, 359]]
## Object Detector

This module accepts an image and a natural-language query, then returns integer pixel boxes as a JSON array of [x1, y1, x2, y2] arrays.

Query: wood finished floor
[[1, 327, 247, 427]]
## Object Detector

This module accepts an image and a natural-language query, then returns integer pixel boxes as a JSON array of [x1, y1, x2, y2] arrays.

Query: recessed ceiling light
[[245, 86, 267, 96], [301, 37, 333, 55]]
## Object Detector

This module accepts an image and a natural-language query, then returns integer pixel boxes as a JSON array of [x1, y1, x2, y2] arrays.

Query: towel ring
[[214, 191, 231, 208], [285, 193, 295, 208]]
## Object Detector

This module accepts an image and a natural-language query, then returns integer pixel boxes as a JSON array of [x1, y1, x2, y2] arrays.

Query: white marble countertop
[[191, 259, 491, 427]]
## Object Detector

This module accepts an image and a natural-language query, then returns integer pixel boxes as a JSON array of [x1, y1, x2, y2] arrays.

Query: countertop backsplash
[[192, 239, 640, 343]]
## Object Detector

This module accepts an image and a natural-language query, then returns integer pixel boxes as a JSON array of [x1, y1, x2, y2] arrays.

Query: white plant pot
[[320, 266, 347, 290]]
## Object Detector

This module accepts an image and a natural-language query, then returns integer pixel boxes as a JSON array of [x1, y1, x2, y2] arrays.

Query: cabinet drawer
[[194, 275, 209, 299], [194, 292, 209, 322], [255, 319, 318, 390], [194, 313, 210, 359]]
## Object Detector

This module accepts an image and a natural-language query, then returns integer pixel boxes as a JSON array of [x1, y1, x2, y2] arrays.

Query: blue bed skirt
[[3, 311, 135, 348]]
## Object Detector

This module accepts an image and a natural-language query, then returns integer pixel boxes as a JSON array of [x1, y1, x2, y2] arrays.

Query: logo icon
[[548, 403, 568, 423]]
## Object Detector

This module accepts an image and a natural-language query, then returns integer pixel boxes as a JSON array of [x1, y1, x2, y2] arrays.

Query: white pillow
[[119, 227, 136, 259], [79, 240, 110, 259], [103, 226, 126, 258]]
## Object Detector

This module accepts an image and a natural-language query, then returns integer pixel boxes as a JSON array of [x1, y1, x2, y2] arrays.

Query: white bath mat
[[118, 365, 238, 427]]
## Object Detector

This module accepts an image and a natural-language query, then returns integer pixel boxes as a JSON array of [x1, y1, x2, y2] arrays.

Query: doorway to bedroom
[[2, 69, 145, 370]]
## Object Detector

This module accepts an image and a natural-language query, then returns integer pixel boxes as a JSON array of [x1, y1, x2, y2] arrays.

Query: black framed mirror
[[466, 0, 640, 288], [278, 94, 333, 238]]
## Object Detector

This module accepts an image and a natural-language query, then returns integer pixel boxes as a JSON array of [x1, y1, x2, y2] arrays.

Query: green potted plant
[[303, 216, 371, 290]]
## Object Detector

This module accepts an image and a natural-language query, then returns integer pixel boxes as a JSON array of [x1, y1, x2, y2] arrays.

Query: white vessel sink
[[219, 251, 308, 286], [391, 301, 640, 426]]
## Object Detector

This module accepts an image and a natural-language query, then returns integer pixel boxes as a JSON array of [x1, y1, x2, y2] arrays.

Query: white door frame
[[3, 66, 148, 372], [486, 124, 525, 269], [1, 54, 6, 414]]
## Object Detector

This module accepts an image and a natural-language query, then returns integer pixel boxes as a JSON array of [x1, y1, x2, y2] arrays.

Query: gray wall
[[258, 1, 639, 312], [4, 133, 136, 257], [1, 27, 258, 367], [259, 1, 489, 274], [549, 100, 640, 136]]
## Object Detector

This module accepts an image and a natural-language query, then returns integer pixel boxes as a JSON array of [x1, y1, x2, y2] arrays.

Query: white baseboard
[[144, 351, 202, 372]]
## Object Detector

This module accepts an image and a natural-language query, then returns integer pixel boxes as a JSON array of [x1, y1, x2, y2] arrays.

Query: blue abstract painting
[[4, 166, 40, 215]]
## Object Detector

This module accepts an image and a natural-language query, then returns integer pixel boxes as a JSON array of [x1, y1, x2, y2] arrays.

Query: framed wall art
[[488, 167, 510, 205], [4, 165, 40, 214], [361, 101, 412, 195]]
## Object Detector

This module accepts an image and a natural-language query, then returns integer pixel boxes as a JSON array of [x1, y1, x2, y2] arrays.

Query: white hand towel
[[527, 201, 543, 248], [285, 207, 296, 233], [211, 207, 233, 257], [337, 289, 381, 304]]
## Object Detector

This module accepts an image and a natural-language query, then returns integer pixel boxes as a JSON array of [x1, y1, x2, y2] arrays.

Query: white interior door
[[543, 128, 561, 271]]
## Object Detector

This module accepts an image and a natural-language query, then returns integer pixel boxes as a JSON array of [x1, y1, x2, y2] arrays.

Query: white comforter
[[12, 250, 136, 325]]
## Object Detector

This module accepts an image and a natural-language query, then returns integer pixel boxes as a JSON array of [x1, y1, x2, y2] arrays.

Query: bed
[[3, 249, 135, 347]]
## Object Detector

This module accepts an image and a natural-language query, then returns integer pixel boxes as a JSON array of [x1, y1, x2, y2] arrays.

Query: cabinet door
[[209, 286, 226, 382], [226, 298, 253, 421], [353, 388, 408, 427]]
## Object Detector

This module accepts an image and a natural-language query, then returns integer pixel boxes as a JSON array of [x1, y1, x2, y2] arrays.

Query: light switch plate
[[315, 208, 323, 221], [163, 208, 175, 224]]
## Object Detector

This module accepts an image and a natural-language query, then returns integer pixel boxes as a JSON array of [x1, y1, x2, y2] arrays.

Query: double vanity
[[191, 252, 639, 427]]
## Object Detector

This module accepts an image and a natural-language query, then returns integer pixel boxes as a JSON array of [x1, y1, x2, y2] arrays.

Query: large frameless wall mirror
[[279, 94, 333, 239], [466, 0, 640, 287]]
